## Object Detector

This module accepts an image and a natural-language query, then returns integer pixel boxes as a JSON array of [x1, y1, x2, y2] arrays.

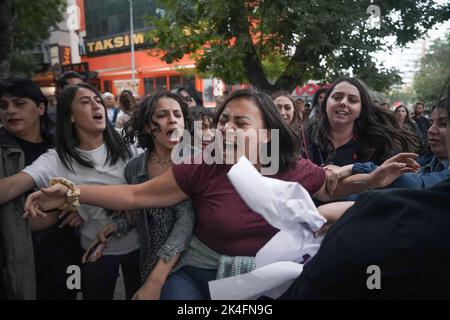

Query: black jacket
[[280, 178, 450, 299]]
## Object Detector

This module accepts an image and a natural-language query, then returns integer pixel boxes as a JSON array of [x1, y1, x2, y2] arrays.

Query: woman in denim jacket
[[95, 92, 195, 299]]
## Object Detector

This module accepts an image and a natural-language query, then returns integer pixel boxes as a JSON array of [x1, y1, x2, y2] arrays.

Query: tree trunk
[[230, 2, 281, 94], [0, 0, 13, 78], [274, 45, 308, 93]]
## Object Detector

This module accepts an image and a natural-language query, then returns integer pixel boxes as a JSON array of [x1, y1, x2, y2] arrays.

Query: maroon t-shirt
[[172, 158, 325, 256]]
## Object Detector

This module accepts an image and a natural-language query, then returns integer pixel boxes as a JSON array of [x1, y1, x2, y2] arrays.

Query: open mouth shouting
[[166, 128, 181, 143], [92, 112, 104, 121]]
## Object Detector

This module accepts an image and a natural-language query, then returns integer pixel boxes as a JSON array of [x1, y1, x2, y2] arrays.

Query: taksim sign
[[85, 32, 146, 56]]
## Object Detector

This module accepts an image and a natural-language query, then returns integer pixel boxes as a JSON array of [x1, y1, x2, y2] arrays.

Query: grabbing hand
[[324, 164, 353, 180], [132, 279, 163, 300], [81, 223, 114, 263], [24, 184, 69, 218], [368, 152, 420, 188]]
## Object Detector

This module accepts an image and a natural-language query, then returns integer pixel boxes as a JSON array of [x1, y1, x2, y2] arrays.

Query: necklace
[[150, 153, 173, 167]]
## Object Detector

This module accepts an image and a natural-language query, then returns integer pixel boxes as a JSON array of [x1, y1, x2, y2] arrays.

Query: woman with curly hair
[[119, 92, 195, 299]]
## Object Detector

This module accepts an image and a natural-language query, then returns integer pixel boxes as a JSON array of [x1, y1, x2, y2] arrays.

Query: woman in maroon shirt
[[25, 89, 417, 299]]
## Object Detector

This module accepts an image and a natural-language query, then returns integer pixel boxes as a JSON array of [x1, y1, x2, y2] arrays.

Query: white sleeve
[[21, 149, 60, 188]]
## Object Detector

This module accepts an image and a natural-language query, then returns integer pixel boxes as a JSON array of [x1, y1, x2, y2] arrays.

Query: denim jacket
[[123, 151, 195, 278], [352, 155, 449, 190]]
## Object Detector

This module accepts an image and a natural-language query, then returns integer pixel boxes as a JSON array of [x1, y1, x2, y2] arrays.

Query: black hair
[[431, 97, 449, 112], [213, 89, 301, 172], [189, 106, 215, 123], [177, 86, 203, 107], [415, 101, 425, 108], [55, 71, 83, 91], [0, 76, 53, 141], [55, 83, 131, 172], [313, 77, 421, 163], [122, 92, 190, 151], [119, 90, 137, 113], [312, 87, 329, 108]]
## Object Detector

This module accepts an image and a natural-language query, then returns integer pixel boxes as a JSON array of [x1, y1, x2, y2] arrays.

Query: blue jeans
[[160, 266, 217, 300], [81, 249, 140, 300]]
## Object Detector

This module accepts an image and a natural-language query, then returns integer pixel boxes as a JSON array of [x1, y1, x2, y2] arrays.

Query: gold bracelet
[[49, 177, 81, 211]]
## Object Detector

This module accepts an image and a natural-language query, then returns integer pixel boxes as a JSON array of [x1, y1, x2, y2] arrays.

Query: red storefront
[[75, 0, 209, 102]]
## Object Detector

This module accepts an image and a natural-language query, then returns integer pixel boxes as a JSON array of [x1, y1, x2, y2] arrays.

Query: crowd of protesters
[[0, 69, 449, 300]]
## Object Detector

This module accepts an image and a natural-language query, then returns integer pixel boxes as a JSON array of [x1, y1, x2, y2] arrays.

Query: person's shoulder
[[295, 157, 322, 171], [124, 152, 147, 176], [418, 115, 431, 123], [359, 180, 450, 208], [172, 154, 229, 179], [31, 148, 58, 165], [276, 158, 324, 183], [38, 147, 57, 157], [0, 128, 18, 147], [126, 152, 146, 167], [428, 177, 450, 193]]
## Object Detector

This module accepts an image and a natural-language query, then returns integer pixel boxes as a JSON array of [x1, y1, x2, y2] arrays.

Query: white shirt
[[22, 144, 139, 255]]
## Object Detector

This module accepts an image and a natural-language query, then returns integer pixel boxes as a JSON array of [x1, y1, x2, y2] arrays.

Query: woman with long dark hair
[[308, 87, 328, 120], [304, 77, 421, 167], [2, 83, 140, 300], [394, 105, 424, 143]]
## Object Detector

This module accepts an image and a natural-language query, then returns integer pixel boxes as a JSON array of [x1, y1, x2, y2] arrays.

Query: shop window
[[169, 76, 181, 91], [144, 77, 154, 96], [155, 76, 167, 93], [103, 80, 111, 93]]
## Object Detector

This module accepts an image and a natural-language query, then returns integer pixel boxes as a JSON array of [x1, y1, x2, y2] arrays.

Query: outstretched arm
[[317, 201, 355, 222], [314, 153, 420, 201], [25, 168, 188, 217], [315, 201, 355, 236], [0, 172, 35, 205], [132, 254, 181, 300]]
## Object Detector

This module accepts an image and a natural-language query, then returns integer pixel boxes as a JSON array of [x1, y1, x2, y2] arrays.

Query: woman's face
[[217, 97, 268, 164], [179, 90, 196, 108], [274, 95, 294, 124], [318, 92, 326, 107], [148, 97, 185, 151], [71, 87, 106, 136], [428, 107, 448, 159], [295, 99, 305, 112], [195, 116, 214, 149], [395, 107, 407, 123], [326, 81, 362, 129]]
